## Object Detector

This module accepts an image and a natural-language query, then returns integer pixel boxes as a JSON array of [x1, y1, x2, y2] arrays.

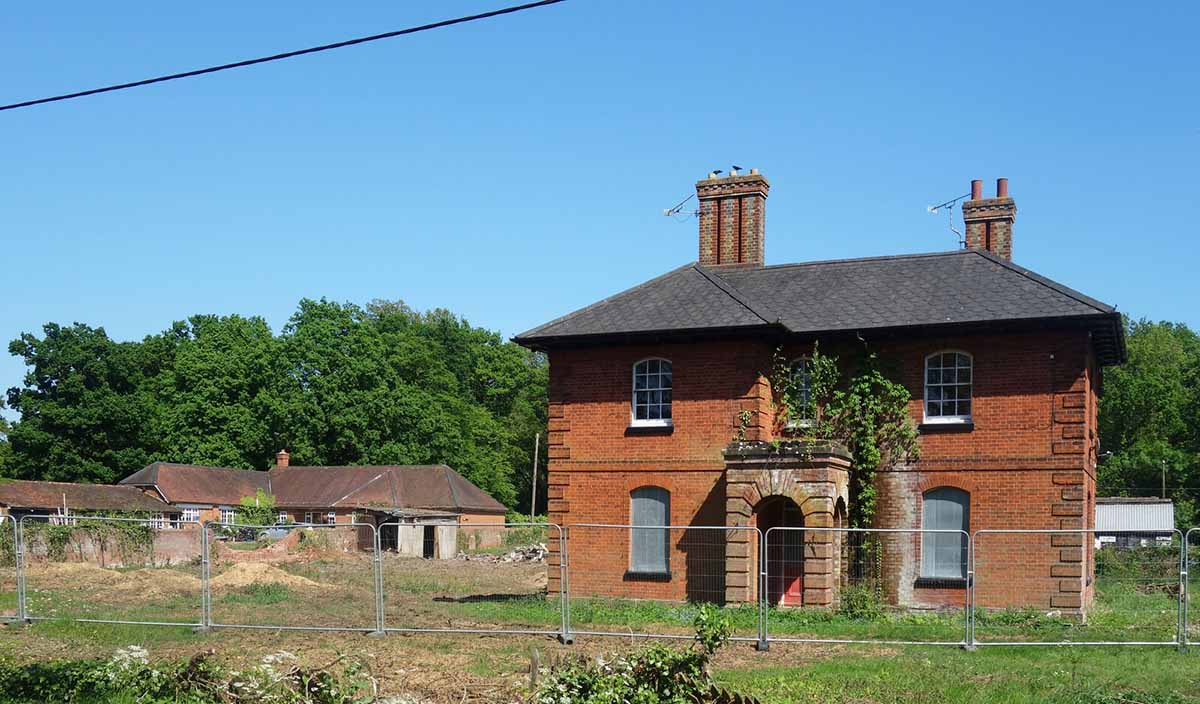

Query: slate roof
[[514, 249, 1125, 364], [119, 462, 507, 514], [0, 479, 173, 513]]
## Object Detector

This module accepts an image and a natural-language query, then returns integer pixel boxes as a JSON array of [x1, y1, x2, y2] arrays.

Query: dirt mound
[[210, 562, 322, 591], [24, 562, 123, 585], [109, 568, 201, 598]]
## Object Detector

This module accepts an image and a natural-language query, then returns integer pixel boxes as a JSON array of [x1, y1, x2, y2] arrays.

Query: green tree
[[236, 489, 277, 526], [151, 315, 281, 469], [4, 300, 546, 509], [4, 323, 165, 483], [0, 414, 12, 478], [1098, 318, 1200, 528]]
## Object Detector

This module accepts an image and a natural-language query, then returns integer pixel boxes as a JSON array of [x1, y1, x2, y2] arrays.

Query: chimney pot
[[962, 178, 1016, 260], [275, 449, 290, 468]]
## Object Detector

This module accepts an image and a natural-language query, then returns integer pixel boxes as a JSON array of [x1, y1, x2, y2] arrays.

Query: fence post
[[1185, 528, 1195, 652], [369, 525, 386, 637], [14, 519, 27, 624], [1177, 529, 1187, 653], [756, 527, 769, 651], [196, 521, 211, 632], [558, 525, 573, 645], [964, 530, 976, 650]]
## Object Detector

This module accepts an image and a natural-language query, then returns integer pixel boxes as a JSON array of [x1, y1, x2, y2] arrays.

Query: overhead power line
[[0, 0, 571, 113]]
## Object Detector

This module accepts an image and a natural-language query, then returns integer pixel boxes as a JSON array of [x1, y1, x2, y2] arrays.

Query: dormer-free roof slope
[[120, 462, 506, 514], [514, 250, 1123, 364]]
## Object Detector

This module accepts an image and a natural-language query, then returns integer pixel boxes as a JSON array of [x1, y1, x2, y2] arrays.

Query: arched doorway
[[756, 496, 805, 607]]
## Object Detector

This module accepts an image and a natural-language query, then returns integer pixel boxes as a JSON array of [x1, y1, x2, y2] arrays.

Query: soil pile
[[210, 562, 322, 591]]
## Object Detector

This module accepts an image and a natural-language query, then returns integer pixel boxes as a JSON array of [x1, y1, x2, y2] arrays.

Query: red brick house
[[514, 171, 1124, 614]]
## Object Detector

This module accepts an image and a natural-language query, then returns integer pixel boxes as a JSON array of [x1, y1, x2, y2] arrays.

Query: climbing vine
[[762, 343, 920, 527], [21, 514, 156, 565]]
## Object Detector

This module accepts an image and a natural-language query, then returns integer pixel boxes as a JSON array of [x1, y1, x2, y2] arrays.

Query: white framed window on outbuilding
[[219, 507, 236, 525]]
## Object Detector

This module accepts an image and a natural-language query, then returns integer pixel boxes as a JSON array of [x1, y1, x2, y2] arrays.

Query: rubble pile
[[458, 543, 548, 563]]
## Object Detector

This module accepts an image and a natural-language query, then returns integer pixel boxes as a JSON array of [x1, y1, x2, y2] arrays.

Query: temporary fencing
[[0, 518, 1193, 649], [0, 516, 16, 622], [563, 525, 762, 643], [16, 514, 203, 627], [763, 527, 971, 646], [970, 529, 1184, 646], [204, 521, 382, 633], [378, 521, 565, 637]]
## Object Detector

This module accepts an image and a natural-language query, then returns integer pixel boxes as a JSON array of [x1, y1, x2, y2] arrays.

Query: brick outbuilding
[[515, 171, 1124, 615]]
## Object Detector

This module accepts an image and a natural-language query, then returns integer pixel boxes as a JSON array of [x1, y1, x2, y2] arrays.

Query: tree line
[[1098, 319, 1200, 528], [0, 299, 548, 511]]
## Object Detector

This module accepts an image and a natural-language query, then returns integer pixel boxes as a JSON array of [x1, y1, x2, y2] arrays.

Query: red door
[[765, 501, 805, 606]]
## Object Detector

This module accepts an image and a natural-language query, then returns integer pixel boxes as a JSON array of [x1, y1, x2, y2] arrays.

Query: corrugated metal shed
[[1095, 497, 1174, 532]]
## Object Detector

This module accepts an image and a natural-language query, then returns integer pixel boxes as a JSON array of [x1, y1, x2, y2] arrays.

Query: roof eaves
[[512, 262, 697, 343]]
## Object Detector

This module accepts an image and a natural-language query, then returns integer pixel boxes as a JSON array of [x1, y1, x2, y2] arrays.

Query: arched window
[[632, 358, 672, 427], [786, 357, 815, 429], [921, 487, 969, 579], [924, 351, 973, 422], [630, 486, 670, 574]]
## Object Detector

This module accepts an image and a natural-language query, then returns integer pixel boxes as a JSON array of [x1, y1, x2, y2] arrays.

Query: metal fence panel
[[205, 521, 379, 632], [763, 527, 969, 646], [971, 529, 1183, 646], [378, 521, 564, 637], [564, 525, 762, 642], [17, 515, 203, 627], [1186, 528, 1197, 647], [0, 517, 15, 622]]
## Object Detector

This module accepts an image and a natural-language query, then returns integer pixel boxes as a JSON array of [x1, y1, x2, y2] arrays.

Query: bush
[[1094, 544, 1179, 580], [0, 647, 376, 704], [533, 604, 756, 704], [836, 583, 884, 621]]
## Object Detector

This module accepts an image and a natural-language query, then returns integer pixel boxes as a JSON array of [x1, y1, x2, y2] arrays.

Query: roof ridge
[[967, 249, 1115, 314], [693, 264, 782, 325], [512, 263, 696, 341], [332, 472, 387, 507], [734, 250, 970, 273], [444, 465, 463, 510]]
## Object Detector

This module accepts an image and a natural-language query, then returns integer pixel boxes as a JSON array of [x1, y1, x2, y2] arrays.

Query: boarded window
[[921, 487, 969, 578], [630, 486, 670, 574]]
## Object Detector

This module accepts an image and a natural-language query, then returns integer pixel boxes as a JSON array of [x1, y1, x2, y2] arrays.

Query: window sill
[[918, 421, 974, 433], [624, 571, 672, 582], [625, 424, 674, 437], [914, 577, 968, 589]]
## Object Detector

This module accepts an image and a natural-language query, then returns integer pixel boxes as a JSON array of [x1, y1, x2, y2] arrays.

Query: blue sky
[[1, 1, 1197, 419]]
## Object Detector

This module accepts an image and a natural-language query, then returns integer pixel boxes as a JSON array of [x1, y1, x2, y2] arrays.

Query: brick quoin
[[521, 173, 1118, 616]]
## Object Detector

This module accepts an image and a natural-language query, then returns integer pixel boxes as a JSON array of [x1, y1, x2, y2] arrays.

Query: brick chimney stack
[[696, 168, 769, 268], [962, 177, 1017, 260], [275, 449, 289, 468]]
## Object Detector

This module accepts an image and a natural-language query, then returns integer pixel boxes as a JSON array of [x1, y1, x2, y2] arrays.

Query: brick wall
[[546, 325, 1101, 611]]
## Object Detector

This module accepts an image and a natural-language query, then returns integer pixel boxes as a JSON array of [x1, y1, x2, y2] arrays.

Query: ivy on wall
[[763, 344, 920, 527]]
